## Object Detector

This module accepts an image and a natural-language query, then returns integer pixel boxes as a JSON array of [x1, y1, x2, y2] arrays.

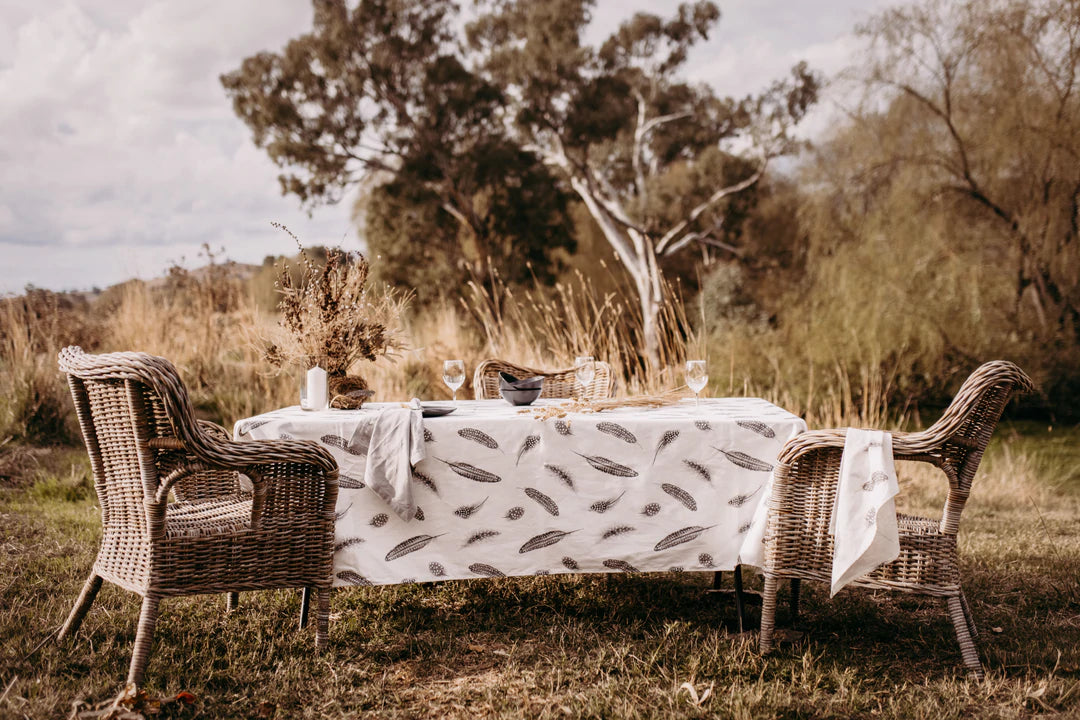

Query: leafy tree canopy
[[222, 0, 575, 299]]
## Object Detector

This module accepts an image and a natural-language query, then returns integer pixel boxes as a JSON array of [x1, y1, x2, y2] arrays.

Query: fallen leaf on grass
[[468, 644, 486, 653], [70, 683, 197, 719], [678, 681, 714, 707], [992, 626, 1004, 633]]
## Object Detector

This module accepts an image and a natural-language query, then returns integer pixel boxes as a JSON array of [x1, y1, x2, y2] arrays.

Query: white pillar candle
[[307, 365, 328, 411]]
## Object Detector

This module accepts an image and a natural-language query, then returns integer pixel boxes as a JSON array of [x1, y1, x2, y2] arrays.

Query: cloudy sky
[[0, 0, 892, 294]]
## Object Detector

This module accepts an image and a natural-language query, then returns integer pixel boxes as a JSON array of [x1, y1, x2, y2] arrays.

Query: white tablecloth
[[234, 398, 807, 587]]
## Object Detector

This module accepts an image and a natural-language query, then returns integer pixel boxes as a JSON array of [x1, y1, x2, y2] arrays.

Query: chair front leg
[[225, 592, 239, 613], [316, 587, 331, 650], [58, 573, 103, 640], [958, 589, 978, 639], [127, 595, 162, 687], [759, 574, 779, 654], [947, 595, 985, 680]]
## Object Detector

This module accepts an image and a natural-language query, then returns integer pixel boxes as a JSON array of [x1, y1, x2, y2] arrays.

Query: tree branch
[[654, 158, 768, 256], [632, 91, 648, 209], [639, 110, 694, 137]]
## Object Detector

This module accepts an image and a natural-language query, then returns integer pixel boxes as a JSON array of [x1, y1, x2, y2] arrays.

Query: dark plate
[[422, 404, 456, 418]]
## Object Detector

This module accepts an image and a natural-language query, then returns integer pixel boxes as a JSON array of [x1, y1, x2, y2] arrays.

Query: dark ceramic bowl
[[500, 385, 543, 406], [499, 371, 544, 390]]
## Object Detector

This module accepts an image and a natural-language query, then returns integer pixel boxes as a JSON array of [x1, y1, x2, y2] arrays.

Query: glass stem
[[695, 393, 700, 409]]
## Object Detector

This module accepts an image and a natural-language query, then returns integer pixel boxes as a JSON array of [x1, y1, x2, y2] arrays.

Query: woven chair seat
[[896, 513, 940, 535], [165, 497, 253, 539]]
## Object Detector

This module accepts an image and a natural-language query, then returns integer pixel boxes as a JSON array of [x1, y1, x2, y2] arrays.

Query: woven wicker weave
[[758, 360, 1033, 678], [472, 358, 616, 402], [54, 346, 339, 686]]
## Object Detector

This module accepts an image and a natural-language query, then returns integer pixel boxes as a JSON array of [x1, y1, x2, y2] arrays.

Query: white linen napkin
[[830, 429, 900, 596], [363, 398, 426, 521]]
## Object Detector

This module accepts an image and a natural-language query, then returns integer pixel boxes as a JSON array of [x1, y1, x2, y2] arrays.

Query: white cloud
[[0, 0, 891, 294], [0, 0, 355, 293]]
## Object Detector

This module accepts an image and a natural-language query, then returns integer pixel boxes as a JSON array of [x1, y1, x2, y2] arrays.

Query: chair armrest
[[197, 419, 232, 442], [149, 419, 337, 501], [187, 419, 338, 475], [777, 427, 950, 471], [210, 437, 338, 474]]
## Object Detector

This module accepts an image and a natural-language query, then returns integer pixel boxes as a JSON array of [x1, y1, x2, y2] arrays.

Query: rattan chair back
[[56, 346, 339, 686], [760, 360, 1033, 678]]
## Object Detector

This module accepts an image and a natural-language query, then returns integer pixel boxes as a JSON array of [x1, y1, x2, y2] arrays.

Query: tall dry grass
[[0, 251, 1017, 445], [104, 280, 296, 422], [0, 290, 98, 443]]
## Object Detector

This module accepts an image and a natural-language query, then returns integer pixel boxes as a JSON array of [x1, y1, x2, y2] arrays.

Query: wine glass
[[685, 360, 708, 408], [443, 359, 465, 402], [574, 355, 595, 392]]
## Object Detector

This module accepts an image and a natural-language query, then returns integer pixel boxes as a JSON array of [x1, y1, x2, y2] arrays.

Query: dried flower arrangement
[[263, 223, 410, 407]]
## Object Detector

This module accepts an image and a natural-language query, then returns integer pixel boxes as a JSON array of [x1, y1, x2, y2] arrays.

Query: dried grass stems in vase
[[263, 223, 410, 408]]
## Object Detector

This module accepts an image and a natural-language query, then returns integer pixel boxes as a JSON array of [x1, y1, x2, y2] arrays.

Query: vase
[[329, 373, 375, 409]]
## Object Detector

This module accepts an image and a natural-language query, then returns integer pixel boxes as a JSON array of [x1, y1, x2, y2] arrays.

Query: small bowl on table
[[499, 372, 544, 406]]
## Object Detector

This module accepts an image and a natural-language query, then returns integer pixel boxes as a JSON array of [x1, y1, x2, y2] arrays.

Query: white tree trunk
[[533, 137, 764, 371], [639, 279, 662, 370]]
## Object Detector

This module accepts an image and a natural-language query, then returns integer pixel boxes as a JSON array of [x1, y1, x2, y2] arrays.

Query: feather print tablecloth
[[234, 398, 807, 587]]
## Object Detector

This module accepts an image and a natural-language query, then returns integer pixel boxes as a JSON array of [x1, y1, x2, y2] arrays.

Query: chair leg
[[947, 595, 985, 680], [958, 589, 978, 639], [733, 566, 746, 634], [299, 587, 311, 629], [127, 595, 161, 687], [759, 574, 779, 654], [315, 588, 331, 651], [790, 578, 801, 626], [58, 573, 103, 641], [712, 571, 723, 590], [225, 592, 239, 613]]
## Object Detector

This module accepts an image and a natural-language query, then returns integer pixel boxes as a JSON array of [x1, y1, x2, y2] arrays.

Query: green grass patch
[[1, 433, 1079, 719]]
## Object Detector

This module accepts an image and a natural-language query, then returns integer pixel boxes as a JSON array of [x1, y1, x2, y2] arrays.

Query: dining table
[[233, 398, 808, 588]]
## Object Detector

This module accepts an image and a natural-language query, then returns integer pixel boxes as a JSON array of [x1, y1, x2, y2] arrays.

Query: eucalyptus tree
[[222, 0, 818, 362]]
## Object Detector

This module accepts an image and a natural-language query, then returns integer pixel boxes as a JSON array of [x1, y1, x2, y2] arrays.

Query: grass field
[[1, 425, 1078, 719]]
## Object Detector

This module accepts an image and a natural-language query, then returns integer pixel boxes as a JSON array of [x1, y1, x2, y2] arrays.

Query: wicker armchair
[[473, 359, 616, 401], [758, 361, 1033, 678], [55, 347, 339, 686]]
